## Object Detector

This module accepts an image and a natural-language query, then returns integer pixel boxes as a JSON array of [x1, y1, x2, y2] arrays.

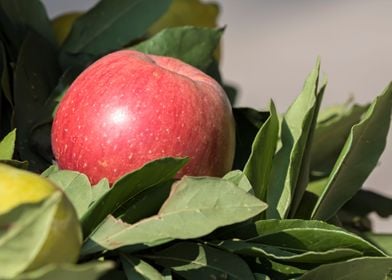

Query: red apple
[[51, 50, 235, 184]]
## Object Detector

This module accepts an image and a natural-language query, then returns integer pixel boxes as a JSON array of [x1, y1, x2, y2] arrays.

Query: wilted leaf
[[312, 82, 392, 221], [13, 262, 114, 280], [84, 176, 267, 253], [144, 242, 255, 280], [0, 128, 15, 159], [0, 193, 61, 278], [244, 101, 279, 203], [298, 257, 392, 280], [267, 59, 321, 219], [133, 26, 223, 71]]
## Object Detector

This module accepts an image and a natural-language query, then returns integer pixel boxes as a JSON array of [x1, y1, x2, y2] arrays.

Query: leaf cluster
[[0, 0, 391, 279]]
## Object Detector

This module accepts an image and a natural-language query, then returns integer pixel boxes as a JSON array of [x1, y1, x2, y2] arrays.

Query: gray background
[[42, 0, 391, 231]]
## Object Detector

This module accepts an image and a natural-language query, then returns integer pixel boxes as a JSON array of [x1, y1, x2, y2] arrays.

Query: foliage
[[0, 0, 391, 279]]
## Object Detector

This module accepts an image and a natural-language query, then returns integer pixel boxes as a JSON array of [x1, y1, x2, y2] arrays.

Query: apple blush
[[51, 50, 235, 184]]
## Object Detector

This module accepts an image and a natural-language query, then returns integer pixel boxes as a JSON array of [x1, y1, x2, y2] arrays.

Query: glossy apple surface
[[52, 50, 235, 184]]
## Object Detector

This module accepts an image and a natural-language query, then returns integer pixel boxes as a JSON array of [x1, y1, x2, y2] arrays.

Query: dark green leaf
[[311, 102, 369, 177], [14, 32, 61, 172], [247, 257, 307, 279], [246, 220, 385, 257], [215, 239, 362, 264], [47, 170, 92, 219], [0, 159, 28, 169], [0, 41, 12, 138], [62, 0, 171, 57], [0, 193, 61, 278], [364, 233, 392, 256], [342, 190, 392, 218], [244, 101, 279, 203], [267, 59, 320, 219], [298, 257, 392, 280], [0, 128, 15, 159], [0, 0, 55, 55], [233, 108, 270, 170], [120, 254, 164, 280], [81, 157, 187, 237], [312, 83, 392, 221], [133, 26, 223, 71], [84, 176, 267, 253], [116, 180, 173, 224], [13, 262, 114, 280], [144, 242, 255, 280]]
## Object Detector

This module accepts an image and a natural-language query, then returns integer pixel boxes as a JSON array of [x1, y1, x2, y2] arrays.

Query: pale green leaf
[[85, 176, 267, 253], [0, 129, 16, 160], [267, 60, 321, 219], [0, 193, 61, 278], [312, 82, 392, 220]]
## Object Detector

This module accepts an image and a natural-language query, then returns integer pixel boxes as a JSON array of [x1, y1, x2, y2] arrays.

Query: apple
[[0, 164, 82, 276], [51, 50, 235, 184]]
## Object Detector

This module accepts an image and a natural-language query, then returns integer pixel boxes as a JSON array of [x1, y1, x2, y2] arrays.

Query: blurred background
[[42, 0, 392, 231]]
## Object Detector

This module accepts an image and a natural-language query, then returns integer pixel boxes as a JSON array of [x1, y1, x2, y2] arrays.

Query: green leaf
[[0, 193, 61, 278], [298, 257, 392, 280], [342, 190, 392, 218], [143, 242, 255, 280], [84, 176, 267, 253], [247, 220, 385, 257], [81, 157, 187, 237], [62, 0, 171, 57], [312, 82, 392, 220], [91, 178, 110, 204], [120, 255, 164, 280], [233, 108, 270, 170], [244, 101, 279, 203], [148, 0, 219, 35], [289, 79, 327, 217], [223, 170, 254, 194], [267, 60, 321, 219], [116, 180, 173, 224], [0, 0, 55, 54], [47, 170, 92, 219], [311, 101, 369, 177], [133, 26, 223, 71], [13, 262, 114, 280], [0, 128, 15, 159], [215, 240, 362, 264], [365, 233, 392, 256], [248, 257, 306, 279], [14, 32, 61, 172]]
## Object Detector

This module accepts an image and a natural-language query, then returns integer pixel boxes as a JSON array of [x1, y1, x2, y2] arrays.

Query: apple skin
[[52, 50, 235, 184]]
